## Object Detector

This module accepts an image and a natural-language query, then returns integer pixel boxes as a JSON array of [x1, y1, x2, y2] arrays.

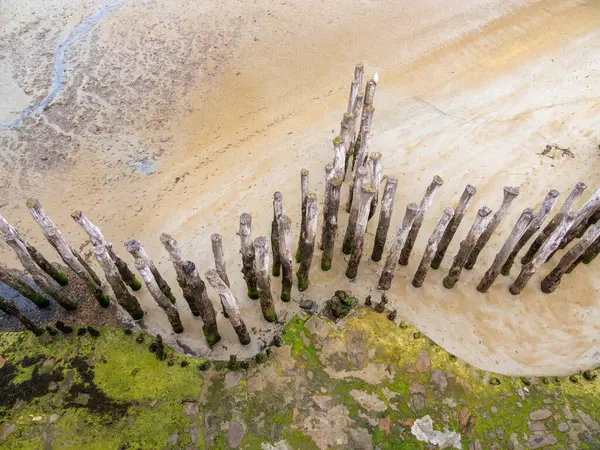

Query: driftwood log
[[295, 169, 310, 263], [0, 296, 44, 335], [367, 153, 382, 220], [278, 215, 293, 302], [399, 175, 444, 266], [0, 265, 49, 308], [343, 166, 369, 255], [371, 176, 398, 262], [346, 185, 376, 279], [270, 192, 283, 277], [210, 233, 230, 287], [378, 203, 420, 290], [297, 193, 318, 291], [205, 269, 251, 345], [253, 236, 277, 322], [321, 177, 342, 271], [443, 206, 492, 289], [477, 208, 534, 293], [238, 213, 259, 299], [465, 186, 519, 270], [501, 190, 559, 276], [510, 212, 577, 295], [125, 239, 176, 303], [431, 185, 476, 269], [412, 207, 454, 288]]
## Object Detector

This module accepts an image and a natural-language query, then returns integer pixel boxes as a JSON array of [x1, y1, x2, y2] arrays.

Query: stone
[[530, 409, 552, 421], [49, 414, 60, 424], [415, 350, 431, 372], [496, 427, 505, 440], [48, 382, 58, 392], [458, 407, 476, 436], [228, 420, 245, 449], [225, 372, 243, 387], [347, 427, 373, 450], [411, 415, 462, 449], [312, 395, 333, 412], [58, 371, 75, 393], [167, 433, 179, 445], [379, 417, 391, 435], [189, 423, 199, 444], [431, 369, 448, 394], [577, 409, 600, 434], [490, 406, 498, 415], [557, 422, 569, 432], [442, 397, 457, 408], [0, 423, 16, 441], [526, 433, 557, 449], [150, 399, 158, 408], [183, 401, 199, 419], [73, 393, 90, 406], [469, 440, 482, 450], [299, 299, 316, 310], [454, 377, 472, 394], [409, 384, 427, 395], [349, 390, 387, 412], [400, 418, 415, 428], [0, 356, 5, 369], [529, 422, 546, 432], [410, 394, 426, 411], [42, 358, 55, 369]]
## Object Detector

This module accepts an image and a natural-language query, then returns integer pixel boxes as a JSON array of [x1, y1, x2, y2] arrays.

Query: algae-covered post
[[521, 181, 586, 265], [412, 207, 454, 288], [443, 206, 492, 289], [510, 211, 577, 295], [296, 169, 310, 263], [431, 184, 476, 270], [343, 166, 369, 255], [477, 208, 534, 293], [367, 152, 382, 220], [399, 175, 444, 266], [0, 265, 49, 308], [378, 202, 420, 290], [320, 163, 334, 251], [205, 269, 251, 345], [253, 236, 277, 322], [278, 215, 293, 302], [135, 259, 183, 333], [346, 184, 376, 279], [297, 193, 317, 291], [238, 213, 259, 299], [0, 296, 44, 336], [270, 192, 283, 277], [371, 176, 398, 262], [501, 189, 559, 276], [125, 238, 176, 303], [321, 177, 342, 271], [541, 221, 600, 294], [94, 245, 144, 320], [210, 233, 230, 287], [181, 261, 220, 345]]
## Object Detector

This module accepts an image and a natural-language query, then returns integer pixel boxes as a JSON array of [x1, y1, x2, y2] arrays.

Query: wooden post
[[205, 269, 251, 345], [4, 229, 77, 310], [363, 79, 377, 107], [555, 188, 600, 254], [412, 207, 454, 288], [510, 212, 577, 295], [371, 176, 398, 262], [135, 259, 183, 333], [321, 177, 342, 271], [367, 153, 382, 220], [295, 169, 310, 263], [464, 186, 519, 270], [340, 114, 353, 177], [332, 137, 346, 181], [582, 237, 600, 265], [320, 163, 334, 251], [541, 222, 600, 293], [346, 79, 360, 116], [431, 185, 476, 269], [210, 233, 230, 287], [253, 236, 277, 322], [0, 215, 68, 286], [0, 296, 44, 335], [443, 206, 492, 289], [0, 265, 49, 308], [521, 181, 587, 265], [348, 126, 371, 212], [399, 175, 444, 266], [271, 192, 283, 277], [343, 166, 369, 254], [501, 190, 559, 276], [297, 193, 318, 290], [71, 210, 141, 291], [346, 185, 376, 279], [238, 213, 259, 299], [181, 261, 221, 345], [125, 239, 176, 303], [354, 63, 365, 98], [378, 203, 420, 290], [93, 245, 144, 320], [477, 208, 534, 293], [278, 215, 293, 302]]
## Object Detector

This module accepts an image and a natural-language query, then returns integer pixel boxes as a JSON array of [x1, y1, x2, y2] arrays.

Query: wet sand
[[1, 0, 599, 375]]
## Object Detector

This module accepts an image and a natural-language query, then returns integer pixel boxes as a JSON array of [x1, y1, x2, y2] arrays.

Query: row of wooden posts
[[1, 63, 599, 347]]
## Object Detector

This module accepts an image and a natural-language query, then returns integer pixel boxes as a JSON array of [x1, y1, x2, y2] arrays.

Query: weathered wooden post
[[477, 208, 534, 293], [346, 79, 360, 116], [348, 126, 371, 212], [332, 137, 346, 181], [367, 153, 382, 220], [346, 185, 376, 279], [321, 177, 342, 271], [554, 188, 600, 254], [320, 163, 335, 250], [271, 192, 283, 277], [135, 259, 183, 333], [443, 206, 492, 289], [125, 239, 176, 303], [343, 166, 369, 255], [371, 176, 398, 262], [295, 169, 310, 263], [541, 222, 600, 293], [0, 215, 68, 286], [354, 63, 364, 93], [501, 190, 559, 276], [278, 215, 293, 302], [412, 207, 454, 288], [238, 213, 259, 299], [0, 265, 49, 308], [297, 193, 318, 290], [340, 113, 353, 175], [521, 181, 587, 265], [510, 212, 577, 295], [205, 269, 251, 345], [431, 185, 476, 269], [582, 237, 600, 265], [363, 79, 377, 108], [0, 296, 44, 335], [4, 229, 77, 310], [465, 186, 520, 270], [210, 233, 230, 287], [378, 203, 420, 290], [399, 175, 444, 266], [71, 210, 141, 291], [93, 245, 144, 320], [253, 236, 277, 322]]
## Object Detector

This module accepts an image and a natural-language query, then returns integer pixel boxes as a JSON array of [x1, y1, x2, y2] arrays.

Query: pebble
[[530, 409, 552, 421], [490, 406, 498, 415], [557, 422, 569, 432]]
